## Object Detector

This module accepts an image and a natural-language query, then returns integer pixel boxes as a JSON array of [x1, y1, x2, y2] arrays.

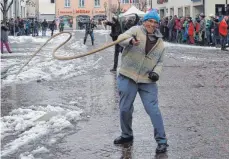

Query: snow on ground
[[9, 30, 59, 44], [93, 29, 110, 34], [9, 36, 49, 44], [1, 104, 83, 157], [2, 29, 224, 86], [165, 42, 219, 50], [19, 146, 49, 159], [1, 33, 102, 85]]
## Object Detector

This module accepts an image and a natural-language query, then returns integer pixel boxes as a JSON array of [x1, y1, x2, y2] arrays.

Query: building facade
[[38, 0, 55, 22], [205, 0, 229, 16], [148, 0, 203, 18], [148, 0, 229, 18], [55, 0, 146, 29], [55, 0, 110, 29]]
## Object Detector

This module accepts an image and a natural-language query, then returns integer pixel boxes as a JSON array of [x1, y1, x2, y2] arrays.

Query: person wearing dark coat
[[41, 19, 48, 36], [49, 20, 56, 36], [83, 18, 97, 45], [105, 16, 123, 72], [1, 25, 12, 53]]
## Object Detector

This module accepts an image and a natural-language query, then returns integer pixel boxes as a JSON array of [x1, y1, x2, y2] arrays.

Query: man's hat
[[143, 10, 160, 22]]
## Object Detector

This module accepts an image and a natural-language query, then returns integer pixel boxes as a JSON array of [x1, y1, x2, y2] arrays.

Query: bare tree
[[1, 0, 35, 25], [109, 4, 123, 15], [1, 0, 14, 24], [138, 0, 147, 11], [133, 0, 147, 11]]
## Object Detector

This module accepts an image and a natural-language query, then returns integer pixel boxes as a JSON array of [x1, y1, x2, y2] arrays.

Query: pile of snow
[[20, 146, 49, 159], [9, 36, 49, 44], [1, 105, 83, 157], [9, 30, 66, 44]]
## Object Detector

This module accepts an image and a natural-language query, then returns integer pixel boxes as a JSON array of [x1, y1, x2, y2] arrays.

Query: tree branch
[[1, 2, 4, 10], [6, 0, 14, 12]]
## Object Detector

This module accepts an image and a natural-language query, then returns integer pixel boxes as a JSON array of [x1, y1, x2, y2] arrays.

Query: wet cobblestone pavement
[[1, 31, 229, 159]]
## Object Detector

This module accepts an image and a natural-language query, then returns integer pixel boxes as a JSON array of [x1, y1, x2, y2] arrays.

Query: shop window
[[79, 0, 85, 7], [65, 0, 70, 7], [95, 0, 100, 7]]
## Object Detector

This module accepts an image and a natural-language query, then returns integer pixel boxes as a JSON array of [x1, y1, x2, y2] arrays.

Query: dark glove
[[148, 71, 159, 82]]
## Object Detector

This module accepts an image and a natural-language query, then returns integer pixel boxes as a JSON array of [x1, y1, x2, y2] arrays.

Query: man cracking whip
[[114, 10, 169, 154]]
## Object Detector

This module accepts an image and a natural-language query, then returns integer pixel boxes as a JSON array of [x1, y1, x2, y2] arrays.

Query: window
[[132, 0, 139, 3], [51, 0, 55, 3], [121, 0, 129, 4], [65, 0, 70, 7], [79, 0, 85, 7], [95, 0, 100, 7]]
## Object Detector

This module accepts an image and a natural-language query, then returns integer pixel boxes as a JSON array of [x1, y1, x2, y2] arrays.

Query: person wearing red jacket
[[219, 16, 228, 51], [175, 18, 182, 43], [188, 17, 195, 44]]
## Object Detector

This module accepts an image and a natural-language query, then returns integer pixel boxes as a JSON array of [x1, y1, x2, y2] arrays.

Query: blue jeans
[[117, 74, 167, 144], [84, 32, 94, 44]]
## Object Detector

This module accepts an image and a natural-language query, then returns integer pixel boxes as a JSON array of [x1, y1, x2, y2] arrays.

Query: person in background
[[175, 18, 182, 43], [34, 20, 39, 36], [59, 20, 65, 32], [194, 17, 201, 43], [25, 20, 30, 36], [49, 20, 56, 36], [199, 13, 206, 45], [104, 16, 123, 72], [18, 18, 24, 36], [188, 17, 195, 44], [1, 24, 12, 53], [167, 16, 175, 41], [41, 19, 48, 36], [83, 18, 97, 45], [9, 18, 14, 35], [219, 16, 228, 51], [182, 17, 188, 43]]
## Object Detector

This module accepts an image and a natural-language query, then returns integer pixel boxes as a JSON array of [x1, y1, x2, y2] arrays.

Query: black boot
[[113, 136, 133, 144], [110, 46, 119, 72], [156, 143, 169, 154], [110, 68, 117, 72], [83, 39, 86, 45], [92, 40, 94, 45]]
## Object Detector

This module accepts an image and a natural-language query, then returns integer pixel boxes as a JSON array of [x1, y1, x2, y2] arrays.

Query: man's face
[[143, 19, 158, 33]]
